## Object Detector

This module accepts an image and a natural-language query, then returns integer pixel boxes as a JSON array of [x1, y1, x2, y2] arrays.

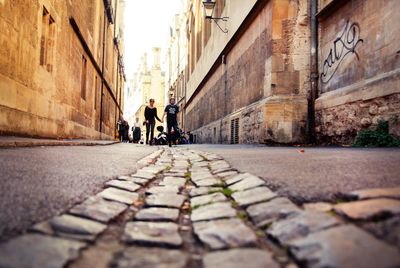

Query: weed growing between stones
[[353, 120, 400, 147], [260, 222, 273, 230], [184, 172, 192, 178], [191, 202, 214, 210], [237, 211, 248, 221], [208, 187, 236, 198], [211, 182, 225, 188]]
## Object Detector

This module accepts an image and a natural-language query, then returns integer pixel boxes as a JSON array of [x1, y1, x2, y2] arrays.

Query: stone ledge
[[0, 136, 119, 148]]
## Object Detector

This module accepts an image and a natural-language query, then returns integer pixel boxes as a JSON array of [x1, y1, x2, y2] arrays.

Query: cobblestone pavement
[[0, 148, 399, 268]]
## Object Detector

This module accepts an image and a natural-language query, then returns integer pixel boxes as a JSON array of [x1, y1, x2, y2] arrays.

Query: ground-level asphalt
[[0, 143, 157, 240], [185, 144, 400, 203]]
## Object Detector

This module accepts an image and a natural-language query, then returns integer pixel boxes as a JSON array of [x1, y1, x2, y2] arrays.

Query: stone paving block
[[203, 249, 279, 268], [191, 172, 214, 182], [232, 187, 277, 207], [164, 172, 186, 178], [303, 202, 334, 212], [192, 161, 209, 167], [117, 175, 132, 181], [247, 198, 302, 228], [192, 178, 222, 187], [191, 202, 236, 222], [334, 198, 400, 220], [32, 214, 107, 241], [209, 160, 230, 170], [122, 222, 182, 247], [267, 211, 341, 244], [193, 218, 257, 249], [191, 192, 228, 208], [131, 171, 156, 180], [112, 247, 189, 268], [362, 215, 400, 249], [105, 180, 141, 192], [69, 196, 128, 223], [135, 207, 180, 221], [98, 188, 139, 205], [216, 171, 239, 178], [169, 168, 188, 174], [225, 173, 258, 185], [128, 177, 149, 186], [203, 154, 223, 161], [146, 186, 180, 195], [347, 187, 400, 200], [146, 193, 186, 208], [229, 175, 265, 192], [212, 167, 236, 175], [141, 165, 165, 174], [0, 234, 86, 268], [159, 177, 186, 187], [189, 187, 223, 197], [288, 225, 400, 268]]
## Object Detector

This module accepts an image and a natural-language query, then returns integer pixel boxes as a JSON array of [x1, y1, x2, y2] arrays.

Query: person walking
[[144, 99, 162, 145], [123, 120, 129, 142], [162, 97, 179, 147], [117, 116, 124, 142]]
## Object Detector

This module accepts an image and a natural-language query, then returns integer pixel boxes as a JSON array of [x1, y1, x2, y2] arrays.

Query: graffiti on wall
[[320, 21, 364, 84]]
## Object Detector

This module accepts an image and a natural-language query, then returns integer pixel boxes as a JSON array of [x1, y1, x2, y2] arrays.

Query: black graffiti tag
[[320, 21, 364, 84]]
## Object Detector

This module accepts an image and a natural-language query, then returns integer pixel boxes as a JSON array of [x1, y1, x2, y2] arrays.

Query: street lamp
[[202, 0, 229, 33]]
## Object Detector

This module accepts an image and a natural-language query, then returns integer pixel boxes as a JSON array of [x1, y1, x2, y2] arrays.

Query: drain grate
[[230, 118, 239, 144]]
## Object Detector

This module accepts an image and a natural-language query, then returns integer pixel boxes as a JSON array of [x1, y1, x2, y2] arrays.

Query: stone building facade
[[315, 0, 400, 144], [181, 0, 399, 145], [0, 0, 126, 139], [132, 49, 166, 140], [185, 0, 309, 144], [166, 5, 189, 130]]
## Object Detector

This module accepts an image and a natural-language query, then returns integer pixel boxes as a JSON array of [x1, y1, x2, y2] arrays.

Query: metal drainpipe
[[220, 54, 227, 143], [307, 0, 318, 144], [99, 9, 107, 137]]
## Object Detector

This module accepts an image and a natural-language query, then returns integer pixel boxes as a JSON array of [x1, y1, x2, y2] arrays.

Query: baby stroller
[[154, 126, 168, 145], [176, 128, 188, 145]]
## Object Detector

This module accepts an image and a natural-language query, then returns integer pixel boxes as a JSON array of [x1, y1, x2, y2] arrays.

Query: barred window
[[40, 7, 55, 72]]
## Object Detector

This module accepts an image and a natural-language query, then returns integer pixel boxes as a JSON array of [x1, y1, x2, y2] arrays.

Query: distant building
[[132, 48, 166, 141], [166, 2, 189, 131], [0, 0, 126, 139], [177, 0, 399, 145]]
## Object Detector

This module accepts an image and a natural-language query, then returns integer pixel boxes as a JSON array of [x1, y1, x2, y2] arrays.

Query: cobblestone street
[[1, 147, 399, 268]]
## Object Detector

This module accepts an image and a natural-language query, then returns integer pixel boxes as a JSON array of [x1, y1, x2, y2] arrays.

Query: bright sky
[[123, 0, 183, 79]]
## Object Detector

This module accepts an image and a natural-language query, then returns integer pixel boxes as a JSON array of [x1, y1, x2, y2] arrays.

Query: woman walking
[[144, 99, 162, 145]]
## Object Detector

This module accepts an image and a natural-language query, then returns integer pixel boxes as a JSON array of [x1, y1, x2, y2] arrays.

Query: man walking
[[162, 98, 179, 147]]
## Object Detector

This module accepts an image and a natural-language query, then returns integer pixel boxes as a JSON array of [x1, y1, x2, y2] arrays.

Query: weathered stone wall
[[316, 0, 400, 144], [191, 99, 266, 144], [0, 0, 123, 139], [316, 93, 400, 144], [185, 1, 272, 133]]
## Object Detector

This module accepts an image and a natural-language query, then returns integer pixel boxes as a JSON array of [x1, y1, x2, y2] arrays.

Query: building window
[[190, 14, 195, 74], [40, 6, 55, 72], [215, 0, 226, 18], [81, 55, 87, 100], [203, 18, 211, 46], [94, 76, 98, 110], [196, 1, 202, 62]]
